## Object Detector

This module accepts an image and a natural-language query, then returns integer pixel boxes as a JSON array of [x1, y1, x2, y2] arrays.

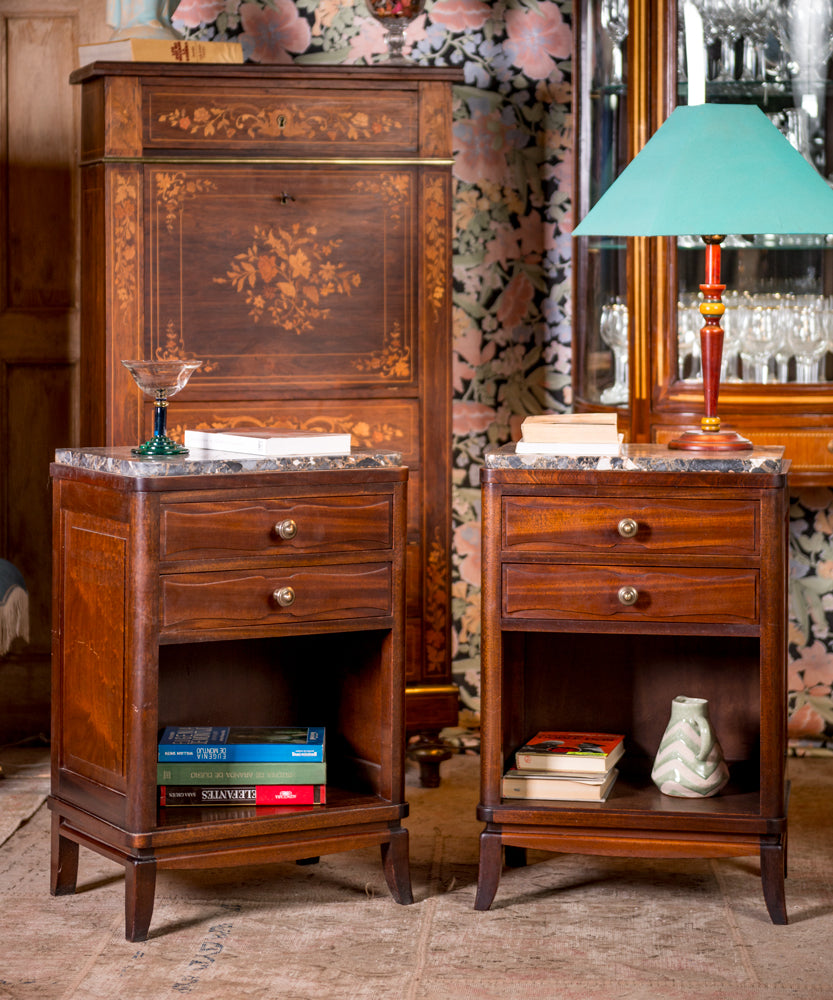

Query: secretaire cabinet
[[69, 63, 461, 759]]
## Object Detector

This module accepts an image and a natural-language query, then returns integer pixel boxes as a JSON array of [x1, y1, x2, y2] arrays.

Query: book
[[520, 413, 620, 444], [159, 784, 326, 806], [514, 731, 625, 775], [77, 38, 244, 65], [183, 428, 352, 458], [501, 767, 619, 801], [157, 726, 325, 763], [515, 437, 623, 457], [156, 760, 327, 785]]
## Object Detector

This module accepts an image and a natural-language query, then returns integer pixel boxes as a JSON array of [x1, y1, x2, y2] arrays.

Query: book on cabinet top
[[183, 428, 352, 457], [158, 726, 325, 763], [501, 767, 619, 802], [77, 38, 244, 65], [520, 413, 619, 443], [514, 731, 625, 775], [514, 437, 623, 457]]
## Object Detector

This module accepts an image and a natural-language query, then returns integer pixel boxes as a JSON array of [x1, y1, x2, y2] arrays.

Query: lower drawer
[[501, 563, 759, 624], [161, 563, 392, 632]]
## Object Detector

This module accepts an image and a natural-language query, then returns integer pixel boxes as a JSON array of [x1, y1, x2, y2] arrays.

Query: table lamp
[[573, 103, 833, 450]]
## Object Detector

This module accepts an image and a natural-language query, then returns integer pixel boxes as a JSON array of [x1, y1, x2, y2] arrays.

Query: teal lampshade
[[573, 104, 833, 237]]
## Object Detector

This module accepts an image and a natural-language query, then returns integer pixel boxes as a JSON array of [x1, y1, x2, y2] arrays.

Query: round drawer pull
[[274, 519, 297, 540], [617, 517, 638, 538], [272, 586, 296, 608], [617, 585, 638, 606]]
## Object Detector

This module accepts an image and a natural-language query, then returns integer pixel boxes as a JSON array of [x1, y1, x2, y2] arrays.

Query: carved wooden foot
[[760, 840, 788, 925], [50, 816, 79, 896], [124, 861, 157, 942], [474, 828, 503, 910], [381, 826, 414, 904]]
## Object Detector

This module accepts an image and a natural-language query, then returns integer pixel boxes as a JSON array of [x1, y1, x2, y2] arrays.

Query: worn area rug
[[1, 752, 832, 1000]]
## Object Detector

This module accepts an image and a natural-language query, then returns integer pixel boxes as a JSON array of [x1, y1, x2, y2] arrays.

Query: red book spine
[[159, 785, 326, 806]]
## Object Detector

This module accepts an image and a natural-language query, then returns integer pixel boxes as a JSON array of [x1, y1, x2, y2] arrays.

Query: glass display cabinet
[[574, 0, 833, 483]]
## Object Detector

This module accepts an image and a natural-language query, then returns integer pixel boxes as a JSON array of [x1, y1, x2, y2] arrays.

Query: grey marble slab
[[485, 442, 785, 474], [53, 447, 403, 478]]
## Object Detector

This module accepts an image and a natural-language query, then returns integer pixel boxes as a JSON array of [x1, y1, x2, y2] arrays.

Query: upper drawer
[[143, 85, 420, 156], [160, 495, 393, 563], [501, 496, 759, 556]]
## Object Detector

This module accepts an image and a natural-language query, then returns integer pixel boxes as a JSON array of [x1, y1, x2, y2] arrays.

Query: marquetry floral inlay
[[214, 224, 361, 335], [113, 174, 139, 323], [351, 321, 411, 379], [156, 104, 403, 143], [423, 177, 448, 313], [155, 172, 218, 233]]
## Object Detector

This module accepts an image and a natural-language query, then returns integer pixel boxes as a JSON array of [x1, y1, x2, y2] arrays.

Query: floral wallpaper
[[173, 0, 833, 753]]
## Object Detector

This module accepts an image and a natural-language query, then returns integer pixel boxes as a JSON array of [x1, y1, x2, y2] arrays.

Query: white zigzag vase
[[651, 695, 729, 797]]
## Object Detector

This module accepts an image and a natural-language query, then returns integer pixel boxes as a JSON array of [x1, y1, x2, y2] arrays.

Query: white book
[[184, 428, 352, 457], [501, 768, 619, 801], [515, 435, 624, 457], [521, 413, 619, 444]]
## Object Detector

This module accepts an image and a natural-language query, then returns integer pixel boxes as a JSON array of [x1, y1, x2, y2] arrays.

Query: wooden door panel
[[145, 165, 417, 394]]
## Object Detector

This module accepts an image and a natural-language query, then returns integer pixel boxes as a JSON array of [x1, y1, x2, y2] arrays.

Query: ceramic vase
[[651, 695, 729, 797]]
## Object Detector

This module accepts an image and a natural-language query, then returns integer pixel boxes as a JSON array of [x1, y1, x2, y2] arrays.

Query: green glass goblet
[[121, 358, 203, 456]]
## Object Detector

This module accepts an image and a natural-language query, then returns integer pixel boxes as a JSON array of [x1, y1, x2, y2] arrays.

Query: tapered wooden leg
[[474, 829, 503, 910], [50, 815, 79, 896], [124, 861, 157, 942], [760, 840, 788, 925], [380, 826, 413, 904]]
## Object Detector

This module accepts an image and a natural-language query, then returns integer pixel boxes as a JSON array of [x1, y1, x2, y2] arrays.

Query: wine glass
[[599, 300, 629, 404], [122, 359, 203, 456], [364, 0, 425, 64], [600, 0, 629, 84]]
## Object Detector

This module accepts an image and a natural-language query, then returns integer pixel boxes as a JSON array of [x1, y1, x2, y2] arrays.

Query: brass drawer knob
[[617, 585, 638, 606], [274, 519, 297, 540], [617, 517, 638, 538], [272, 586, 296, 608]]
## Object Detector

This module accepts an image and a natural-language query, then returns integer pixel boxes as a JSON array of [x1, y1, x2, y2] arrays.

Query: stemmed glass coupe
[[364, 0, 425, 64], [122, 359, 203, 456]]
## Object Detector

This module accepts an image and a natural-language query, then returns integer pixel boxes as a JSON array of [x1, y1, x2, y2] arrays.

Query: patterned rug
[[1, 752, 832, 999]]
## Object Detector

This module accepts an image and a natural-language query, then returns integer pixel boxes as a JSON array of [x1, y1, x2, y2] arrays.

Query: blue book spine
[[157, 745, 325, 762]]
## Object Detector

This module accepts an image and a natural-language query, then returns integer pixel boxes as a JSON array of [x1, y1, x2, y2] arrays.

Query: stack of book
[[515, 413, 623, 457], [157, 726, 327, 807], [501, 730, 625, 801]]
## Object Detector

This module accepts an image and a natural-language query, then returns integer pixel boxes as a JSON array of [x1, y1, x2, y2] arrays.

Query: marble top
[[53, 447, 403, 478], [485, 442, 786, 474]]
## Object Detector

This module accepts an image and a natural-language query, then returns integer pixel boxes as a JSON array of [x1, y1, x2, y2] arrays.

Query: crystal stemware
[[365, 0, 425, 64], [599, 300, 629, 404], [122, 358, 203, 456]]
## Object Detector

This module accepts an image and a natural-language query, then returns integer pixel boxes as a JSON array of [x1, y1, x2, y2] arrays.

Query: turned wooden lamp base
[[668, 236, 753, 452]]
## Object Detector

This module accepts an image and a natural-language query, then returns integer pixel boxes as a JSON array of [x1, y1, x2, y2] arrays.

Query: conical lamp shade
[[573, 104, 833, 237]]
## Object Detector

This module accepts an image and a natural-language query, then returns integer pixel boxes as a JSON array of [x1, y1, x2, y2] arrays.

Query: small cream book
[[183, 428, 352, 457], [520, 412, 619, 443], [77, 38, 244, 65], [501, 767, 619, 801]]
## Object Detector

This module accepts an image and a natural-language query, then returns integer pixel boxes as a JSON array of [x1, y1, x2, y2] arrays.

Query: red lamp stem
[[699, 236, 725, 429]]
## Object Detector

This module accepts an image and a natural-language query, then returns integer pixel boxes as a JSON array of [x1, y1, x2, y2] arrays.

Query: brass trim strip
[[404, 685, 459, 695], [82, 156, 456, 167]]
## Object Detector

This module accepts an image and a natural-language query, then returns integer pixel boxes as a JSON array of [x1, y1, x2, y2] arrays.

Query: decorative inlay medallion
[[155, 172, 218, 233]]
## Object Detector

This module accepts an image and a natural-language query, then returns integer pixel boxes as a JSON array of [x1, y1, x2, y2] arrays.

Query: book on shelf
[[514, 731, 625, 775], [159, 784, 326, 806], [183, 428, 352, 458], [157, 726, 325, 763], [520, 413, 620, 444], [501, 767, 619, 802], [156, 760, 327, 785], [77, 38, 244, 65]]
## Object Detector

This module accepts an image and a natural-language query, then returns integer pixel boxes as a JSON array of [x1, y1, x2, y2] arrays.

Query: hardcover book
[[501, 767, 619, 802], [514, 437, 623, 457], [77, 38, 244, 64], [157, 726, 325, 763], [183, 428, 351, 458], [156, 760, 327, 785], [159, 784, 326, 806], [514, 731, 625, 775], [520, 413, 620, 443]]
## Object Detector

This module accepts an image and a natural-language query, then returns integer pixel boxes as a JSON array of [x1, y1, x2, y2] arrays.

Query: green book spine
[[156, 761, 326, 785]]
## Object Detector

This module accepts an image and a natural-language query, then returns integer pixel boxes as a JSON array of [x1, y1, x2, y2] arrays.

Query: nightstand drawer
[[161, 562, 393, 632], [160, 495, 393, 562], [501, 563, 759, 624], [502, 496, 759, 556]]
